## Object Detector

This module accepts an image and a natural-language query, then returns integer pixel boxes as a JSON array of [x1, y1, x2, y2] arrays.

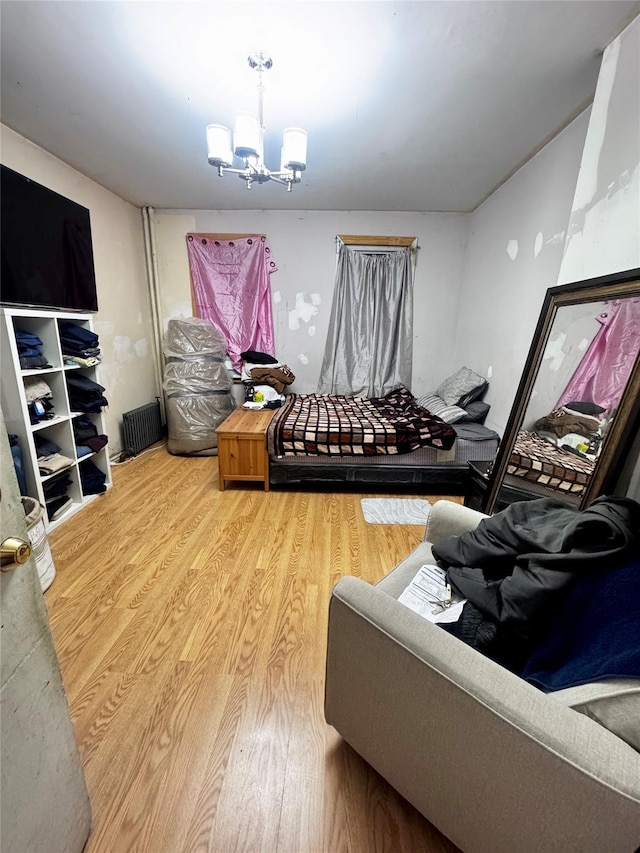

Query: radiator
[[122, 401, 163, 455]]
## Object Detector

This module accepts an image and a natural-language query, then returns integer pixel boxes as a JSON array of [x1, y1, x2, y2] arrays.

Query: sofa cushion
[[550, 680, 640, 753], [436, 366, 488, 408]]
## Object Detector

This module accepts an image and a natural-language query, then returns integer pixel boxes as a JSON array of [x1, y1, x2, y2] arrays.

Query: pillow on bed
[[436, 367, 488, 408], [416, 393, 467, 424], [456, 400, 491, 424], [565, 400, 606, 416]]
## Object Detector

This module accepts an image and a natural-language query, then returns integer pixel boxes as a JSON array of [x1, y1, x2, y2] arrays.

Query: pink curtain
[[186, 234, 278, 371], [556, 297, 640, 413]]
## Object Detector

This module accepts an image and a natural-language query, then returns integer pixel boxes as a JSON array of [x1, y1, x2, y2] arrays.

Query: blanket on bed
[[508, 429, 595, 496], [266, 387, 456, 457]]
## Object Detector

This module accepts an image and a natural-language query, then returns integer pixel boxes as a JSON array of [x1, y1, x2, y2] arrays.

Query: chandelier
[[206, 52, 308, 191]]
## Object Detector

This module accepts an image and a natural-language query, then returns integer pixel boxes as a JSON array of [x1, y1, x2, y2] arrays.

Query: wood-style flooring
[[47, 446, 462, 853]]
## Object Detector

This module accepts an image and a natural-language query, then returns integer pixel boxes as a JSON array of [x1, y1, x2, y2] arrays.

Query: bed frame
[[269, 458, 472, 490]]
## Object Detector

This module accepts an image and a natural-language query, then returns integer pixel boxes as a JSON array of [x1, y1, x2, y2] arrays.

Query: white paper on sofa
[[398, 564, 466, 624]]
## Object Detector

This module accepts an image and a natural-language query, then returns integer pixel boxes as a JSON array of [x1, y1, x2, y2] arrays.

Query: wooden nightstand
[[464, 460, 492, 512], [216, 406, 278, 491]]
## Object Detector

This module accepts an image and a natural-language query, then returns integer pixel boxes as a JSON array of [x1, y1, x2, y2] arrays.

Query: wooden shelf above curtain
[[338, 235, 416, 247]]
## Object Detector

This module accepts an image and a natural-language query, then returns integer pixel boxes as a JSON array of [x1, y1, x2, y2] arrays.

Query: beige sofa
[[325, 500, 640, 853]]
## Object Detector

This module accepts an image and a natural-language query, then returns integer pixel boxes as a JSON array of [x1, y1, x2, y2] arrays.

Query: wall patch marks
[[288, 293, 321, 330]]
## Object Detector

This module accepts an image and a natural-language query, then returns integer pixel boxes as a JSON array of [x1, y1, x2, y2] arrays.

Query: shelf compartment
[[24, 370, 70, 426], [11, 315, 62, 370]]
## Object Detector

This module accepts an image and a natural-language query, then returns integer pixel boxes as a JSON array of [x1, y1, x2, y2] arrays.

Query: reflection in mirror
[[485, 269, 640, 514]]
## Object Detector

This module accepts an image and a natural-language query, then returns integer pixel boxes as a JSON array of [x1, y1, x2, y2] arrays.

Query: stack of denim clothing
[[15, 327, 52, 370], [79, 460, 107, 495], [43, 472, 73, 521], [59, 321, 102, 367], [66, 374, 109, 413], [8, 433, 28, 494], [35, 434, 74, 476]]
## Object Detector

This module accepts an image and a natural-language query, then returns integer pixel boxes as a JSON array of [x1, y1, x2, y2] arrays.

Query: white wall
[[1, 125, 157, 454], [559, 16, 640, 283], [557, 15, 640, 494], [451, 110, 590, 433], [153, 209, 469, 395]]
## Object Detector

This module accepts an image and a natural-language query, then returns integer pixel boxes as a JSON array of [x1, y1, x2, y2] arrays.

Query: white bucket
[[22, 497, 56, 592]]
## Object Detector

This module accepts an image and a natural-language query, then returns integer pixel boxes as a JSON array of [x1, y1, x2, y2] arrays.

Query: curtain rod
[[335, 236, 420, 254]]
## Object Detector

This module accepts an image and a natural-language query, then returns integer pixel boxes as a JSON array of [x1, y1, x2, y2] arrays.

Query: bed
[[266, 383, 500, 489], [503, 403, 604, 504]]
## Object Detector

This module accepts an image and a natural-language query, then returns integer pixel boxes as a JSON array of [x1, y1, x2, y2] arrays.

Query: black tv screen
[[1, 165, 98, 312]]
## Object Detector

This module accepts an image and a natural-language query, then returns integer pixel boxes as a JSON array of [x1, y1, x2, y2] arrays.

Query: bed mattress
[[270, 427, 498, 468], [269, 424, 500, 489]]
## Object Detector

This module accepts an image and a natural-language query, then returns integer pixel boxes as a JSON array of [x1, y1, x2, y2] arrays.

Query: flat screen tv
[[1, 165, 98, 312]]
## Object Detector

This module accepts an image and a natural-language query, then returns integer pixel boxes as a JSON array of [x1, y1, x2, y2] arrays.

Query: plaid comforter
[[508, 429, 595, 495], [266, 387, 456, 457]]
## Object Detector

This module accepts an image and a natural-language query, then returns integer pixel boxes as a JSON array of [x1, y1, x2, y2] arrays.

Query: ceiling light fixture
[[206, 52, 307, 192]]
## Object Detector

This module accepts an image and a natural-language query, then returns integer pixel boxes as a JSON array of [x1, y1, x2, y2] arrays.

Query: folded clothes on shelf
[[38, 453, 74, 476], [43, 471, 74, 521], [59, 322, 101, 360], [23, 377, 53, 403], [64, 355, 102, 368], [34, 435, 62, 459], [15, 328, 52, 370], [72, 415, 98, 442], [48, 495, 74, 521], [43, 472, 73, 500], [24, 376, 56, 423], [66, 374, 108, 413], [79, 460, 107, 495]]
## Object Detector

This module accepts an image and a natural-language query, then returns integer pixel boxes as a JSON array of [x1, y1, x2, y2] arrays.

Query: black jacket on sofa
[[432, 496, 640, 670]]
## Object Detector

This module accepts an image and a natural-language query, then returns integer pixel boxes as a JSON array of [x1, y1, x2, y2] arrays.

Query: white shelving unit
[[1, 307, 112, 530]]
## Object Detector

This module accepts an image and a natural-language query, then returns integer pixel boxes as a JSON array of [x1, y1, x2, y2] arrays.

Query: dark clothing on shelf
[[20, 354, 52, 370], [59, 321, 99, 350], [59, 321, 101, 361], [72, 415, 98, 442], [79, 460, 107, 495], [35, 436, 62, 458], [15, 328, 43, 347], [15, 329, 50, 369], [47, 495, 73, 521], [84, 435, 108, 453], [43, 472, 73, 500], [66, 374, 108, 413]]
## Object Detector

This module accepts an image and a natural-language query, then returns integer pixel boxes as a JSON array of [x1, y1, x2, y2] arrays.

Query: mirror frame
[[484, 267, 640, 514]]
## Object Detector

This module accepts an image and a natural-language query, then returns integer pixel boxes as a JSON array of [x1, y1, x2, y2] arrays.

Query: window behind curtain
[[317, 237, 416, 397]]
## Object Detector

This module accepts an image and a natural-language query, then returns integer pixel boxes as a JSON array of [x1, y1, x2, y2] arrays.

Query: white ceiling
[[1, 1, 639, 212]]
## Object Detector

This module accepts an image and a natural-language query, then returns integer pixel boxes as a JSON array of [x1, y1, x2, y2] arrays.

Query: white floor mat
[[361, 498, 431, 525]]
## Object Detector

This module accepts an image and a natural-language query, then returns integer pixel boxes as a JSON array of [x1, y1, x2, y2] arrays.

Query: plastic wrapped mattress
[[163, 317, 235, 456]]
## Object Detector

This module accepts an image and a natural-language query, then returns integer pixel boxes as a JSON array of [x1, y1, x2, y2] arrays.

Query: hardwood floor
[[47, 446, 462, 853]]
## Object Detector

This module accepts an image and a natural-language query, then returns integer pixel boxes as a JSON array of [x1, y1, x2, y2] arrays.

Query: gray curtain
[[317, 245, 414, 396]]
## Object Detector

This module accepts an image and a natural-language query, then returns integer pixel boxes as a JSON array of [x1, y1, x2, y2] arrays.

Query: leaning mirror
[[484, 268, 640, 514]]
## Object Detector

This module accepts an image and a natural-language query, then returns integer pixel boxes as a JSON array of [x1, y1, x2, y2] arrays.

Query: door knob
[[1, 537, 32, 571]]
